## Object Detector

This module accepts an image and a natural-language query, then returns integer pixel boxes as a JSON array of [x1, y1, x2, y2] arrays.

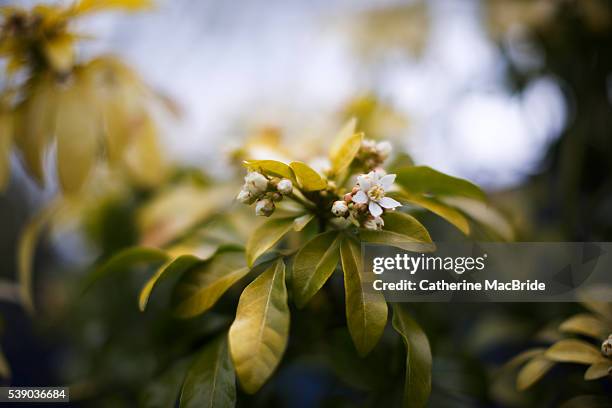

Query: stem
[[288, 191, 316, 210]]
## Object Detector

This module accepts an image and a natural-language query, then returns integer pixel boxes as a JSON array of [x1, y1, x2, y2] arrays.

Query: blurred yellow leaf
[[229, 260, 289, 394], [584, 361, 612, 380], [43, 34, 75, 73], [289, 161, 326, 191], [393, 192, 470, 235], [545, 339, 607, 365], [122, 116, 168, 187], [516, 356, 555, 391], [559, 314, 609, 340], [55, 81, 100, 194], [74, 0, 153, 14], [0, 112, 13, 190], [329, 118, 362, 176], [243, 159, 295, 181]]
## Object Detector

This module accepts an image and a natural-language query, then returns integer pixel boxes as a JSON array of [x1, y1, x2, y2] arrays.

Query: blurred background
[[1, 0, 612, 406]]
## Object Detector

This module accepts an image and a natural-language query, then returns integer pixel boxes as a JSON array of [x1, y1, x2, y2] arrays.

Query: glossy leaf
[[516, 356, 555, 391], [395, 166, 485, 201], [443, 196, 514, 241], [141, 359, 190, 408], [359, 211, 434, 252], [584, 362, 612, 380], [0, 112, 12, 190], [545, 339, 607, 365], [341, 236, 387, 356], [503, 348, 546, 371], [292, 231, 341, 308], [329, 118, 363, 175], [393, 192, 470, 235], [246, 217, 295, 267], [172, 250, 249, 318], [559, 314, 608, 339], [391, 304, 432, 408], [289, 161, 326, 191], [243, 159, 294, 181], [229, 260, 289, 394], [293, 214, 314, 232], [180, 336, 236, 408]]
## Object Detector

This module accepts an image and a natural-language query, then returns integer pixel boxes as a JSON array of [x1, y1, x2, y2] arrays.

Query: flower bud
[[236, 188, 254, 204], [343, 193, 353, 203], [270, 192, 283, 202], [376, 141, 392, 159], [277, 179, 293, 195], [603, 337, 612, 357], [245, 171, 268, 194], [364, 216, 384, 230], [331, 200, 349, 217], [255, 198, 275, 217]]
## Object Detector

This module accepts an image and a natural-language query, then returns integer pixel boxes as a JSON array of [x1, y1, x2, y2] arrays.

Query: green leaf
[[141, 358, 191, 408], [0, 112, 12, 191], [341, 236, 387, 356], [584, 362, 612, 380], [246, 217, 295, 267], [559, 314, 609, 340], [0, 346, 10, 379], [560, 395, 612, 408], [391, 304, 432, 408], [392, 192, 470, 235], [329, 118, 363, 175], [293, 214, 314, 232], [503, 348, 546, 371], [243, 160, 294, 181], [545, 339, 607, 365], [172, 250, 249, 318], [229, 260, 289, 394], [516, 356, 555, 391], [395, 166, 485, 201], [292, 231, 341, 308], [442, 197, 514, 241], [359, 212, 435, 252], [289, 161, 327, 191], [82, 246, 169, 293], [180, 336, 236, 408]]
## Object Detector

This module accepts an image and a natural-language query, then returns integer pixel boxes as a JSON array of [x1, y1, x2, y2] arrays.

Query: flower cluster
[[331, 170, 401, 230], [237, 171, 293, 216], [355, 139, 392, 171]]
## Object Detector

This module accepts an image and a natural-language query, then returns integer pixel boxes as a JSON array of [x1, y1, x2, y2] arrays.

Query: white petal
[[380, 174, 396, 190], [357, 175, 371, 191], [379, 196, 401, 209], [368, 171, 380, 183], [369, 201, 383, 217], [352, 190, 368, 204]]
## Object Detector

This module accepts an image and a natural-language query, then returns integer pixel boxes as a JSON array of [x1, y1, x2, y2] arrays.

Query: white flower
[[255, 198, 275, 217], [236, 188, 253, 204], [331, 200, 349, 217], [376, 141, 392, 159], [277, 179, 293, 195], [352, 171, 401, 217], [602, 337, 612, 357], [245, 171, 268, 194], [364, 216, 384, 230]]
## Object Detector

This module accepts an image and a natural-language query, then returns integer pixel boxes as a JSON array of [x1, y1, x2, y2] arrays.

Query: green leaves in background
[[395, 166, 485, 201], [391, 304, 432, 408], [559, 313, 610, 339], [329, 118, 363, 176], [359, 211, 434, 252], [292, 231, 341, 308], [341, 236, 387, 356], [172, 250, 249, 319], [0, 112, 12, 190], [289, 161, 326, 191], [180, 336, 236, 408], [516, 355, 555, 391], [246, 217, 295, 267], [544, 339, 607, 365], [229, 260, 289, 394]]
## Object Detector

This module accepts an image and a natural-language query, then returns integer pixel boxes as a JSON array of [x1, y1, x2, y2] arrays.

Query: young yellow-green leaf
[[18, 204, 58, 313], [395, 166, 485, 201], [391, 304, 432, 408], [44, 34, 75, 73], [503, 348, 546, 371], [341, 237, 387, 356], [393, 192, 470, 235], [293, 231, 341, 308], [55, 83, 100, 193], [584, 361, 612, 380], [229, 260, 289, 394], [0, 112, 13, 191], [443, 196, 514, 241], [172, 250, 249, 318], [516, 356, 555, 391], [246, 217, 295, 267], [329, 118, 363, 175], [359, 212, 435, 252], [289, 161, 326, 191], [243, 160, 295, 181], [293, 214, 314, 232], [180, 336, 236, 408], [559, 314, 609, 340], [83, 246, 169, 292], [74, 0, 153, 14], [545, 339, 607, 365]]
